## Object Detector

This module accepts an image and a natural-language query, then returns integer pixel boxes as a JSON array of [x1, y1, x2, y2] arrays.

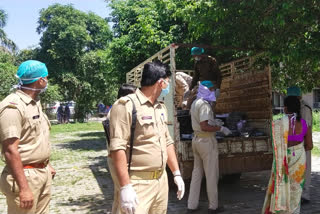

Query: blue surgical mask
[[160, 79, 170, 97]]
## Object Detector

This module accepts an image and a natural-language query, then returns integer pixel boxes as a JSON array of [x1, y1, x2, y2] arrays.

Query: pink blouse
[[288, 118, 308, 142]]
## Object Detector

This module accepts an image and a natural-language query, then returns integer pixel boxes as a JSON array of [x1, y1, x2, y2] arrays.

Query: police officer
[[0, 60, 55, 214], [109, 61, 185, 214], [287, 86, 313, 204], [187, 81, 231, 214]]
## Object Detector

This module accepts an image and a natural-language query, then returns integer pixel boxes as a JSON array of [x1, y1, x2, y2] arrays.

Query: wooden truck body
[[126, 43, 273, 179]]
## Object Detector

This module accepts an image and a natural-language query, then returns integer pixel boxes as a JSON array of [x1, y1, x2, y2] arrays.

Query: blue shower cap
[[287, 86, 301, 97], [201, 80, 214, 88], [191, 47, 204, 56], [16, 60, 48, 84]]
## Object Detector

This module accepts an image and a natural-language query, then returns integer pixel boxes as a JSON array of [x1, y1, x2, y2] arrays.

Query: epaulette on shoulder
[[119, 96, 131, 104], [7, 102, 18, 109]]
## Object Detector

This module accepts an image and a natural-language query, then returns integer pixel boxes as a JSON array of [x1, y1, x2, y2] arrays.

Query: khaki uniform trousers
[[0, 166, 52, 214], [302, 150, 311, 200], [113, 170, 169, 214], [188, 135, 219, 210]]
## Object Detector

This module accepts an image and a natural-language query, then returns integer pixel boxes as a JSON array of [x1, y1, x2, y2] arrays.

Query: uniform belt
[[194, 132, 213, 138], [130, 170, 164, 180], [23, 160, 49, 169]]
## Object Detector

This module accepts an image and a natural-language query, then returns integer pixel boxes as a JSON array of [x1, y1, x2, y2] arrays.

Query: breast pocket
[[137, 116, 155, 138], [27, 117, 41, 137]]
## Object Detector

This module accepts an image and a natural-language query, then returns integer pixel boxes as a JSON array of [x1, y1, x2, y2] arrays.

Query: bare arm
[[110, 150, 130, 187], [200, 120, 221, 132], [3, 137, 33, 209], [304, 128, 313, 151], [167, 144, 179, 173]]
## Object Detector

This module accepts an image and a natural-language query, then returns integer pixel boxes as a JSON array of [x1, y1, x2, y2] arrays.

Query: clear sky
[[0, 0, 111, 50]]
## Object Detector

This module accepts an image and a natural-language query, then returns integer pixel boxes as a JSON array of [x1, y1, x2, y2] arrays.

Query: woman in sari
[[262, 96, 313, 214]]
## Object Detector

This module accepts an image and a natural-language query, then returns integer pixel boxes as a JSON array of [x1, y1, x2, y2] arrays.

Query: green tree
[[176, 0, 320, 91], [108, 0, 189, 82], [0, 9, 16, 51], [36, 4, 113, 121], [0, 50, 17, 100]]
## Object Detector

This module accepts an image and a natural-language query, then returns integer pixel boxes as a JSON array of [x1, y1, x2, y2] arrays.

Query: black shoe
[[301, 198, 310, 205], [186, 208, 199, 213], [208, 206, 224, 214]]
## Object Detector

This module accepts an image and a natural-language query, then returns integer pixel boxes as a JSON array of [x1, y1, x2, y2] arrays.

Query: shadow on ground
[[56, 138, 106, 151]]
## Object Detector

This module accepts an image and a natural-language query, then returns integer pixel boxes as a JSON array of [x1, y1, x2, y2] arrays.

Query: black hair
[[284, 96, 301, 121], [117, 83, 137, 99], [140, 60, 172, 87]]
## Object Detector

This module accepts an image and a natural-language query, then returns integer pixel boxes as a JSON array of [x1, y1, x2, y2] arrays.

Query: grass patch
[[312, 145, 320, 157], [50, 122, 103, 135], [313, 111, 320, 132]]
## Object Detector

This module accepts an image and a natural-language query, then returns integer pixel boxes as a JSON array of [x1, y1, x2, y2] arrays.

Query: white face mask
[[195, 56, 201, 61], [13, 77, 48, 93]]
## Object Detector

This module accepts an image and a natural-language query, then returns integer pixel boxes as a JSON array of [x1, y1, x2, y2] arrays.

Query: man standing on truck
[[287, 86, 313, 204], [109, 61, 185, 214], [190, 47, 222, 94], [0, 60, 56, 214], [187, 80, 231, 214], [187, 47, 222, 109]]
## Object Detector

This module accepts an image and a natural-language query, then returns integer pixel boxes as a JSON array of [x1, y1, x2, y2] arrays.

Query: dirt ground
[[0, 129, 319, 214]]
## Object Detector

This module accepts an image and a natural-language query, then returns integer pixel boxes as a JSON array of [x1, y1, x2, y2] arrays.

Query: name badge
[[142, 116, 152, 120]]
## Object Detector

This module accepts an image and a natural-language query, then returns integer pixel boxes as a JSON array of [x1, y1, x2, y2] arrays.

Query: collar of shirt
[[16, 90, 38, 105], [135, 88, 161, 108]]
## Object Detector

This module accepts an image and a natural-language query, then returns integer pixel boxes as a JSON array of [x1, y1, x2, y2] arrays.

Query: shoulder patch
[[119, 97, 130, 104], [7, 104, 18, 109]]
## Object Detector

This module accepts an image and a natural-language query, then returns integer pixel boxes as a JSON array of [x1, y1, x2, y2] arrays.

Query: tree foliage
[[36, 4, 113, 121], [175, 0, 320, 91], [0, 51, 17, 100], [0, 9, 16, 51], [108, 0, 189, 82], [108, 0, 320, 92]]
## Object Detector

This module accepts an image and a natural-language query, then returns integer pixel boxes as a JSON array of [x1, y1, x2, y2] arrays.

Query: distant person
[[104, 83, 137, 214], [57, 104, 63, 123], [287, 86, 313, 204], [65, 104, 70, 123], [0, 60, 56, 214], [262, 96, 313, 214], [109, 61, 185, 214]]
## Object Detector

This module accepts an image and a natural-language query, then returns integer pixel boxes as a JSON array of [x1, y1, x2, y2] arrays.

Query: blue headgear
[[201, 80, 214, 88], [16, 60, 48, 85], [191, 47, 204, 56], [287, 86, 301, 97]]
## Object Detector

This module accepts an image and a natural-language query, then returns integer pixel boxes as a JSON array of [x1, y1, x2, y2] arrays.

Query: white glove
[[208, 119, 224, 126], [173, 170, 185, 200], [215, 88, 220, 98], [120, 184, 139, 214], [220, 126, 232, 136]]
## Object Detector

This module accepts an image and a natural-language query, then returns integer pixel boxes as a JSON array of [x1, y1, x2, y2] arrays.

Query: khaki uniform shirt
[[301, 100, 312, 127], [109, 89, 174, 171], [191, 98, 214, 133], [0, 90, 51, 164], [191, 55, 222, 89]]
